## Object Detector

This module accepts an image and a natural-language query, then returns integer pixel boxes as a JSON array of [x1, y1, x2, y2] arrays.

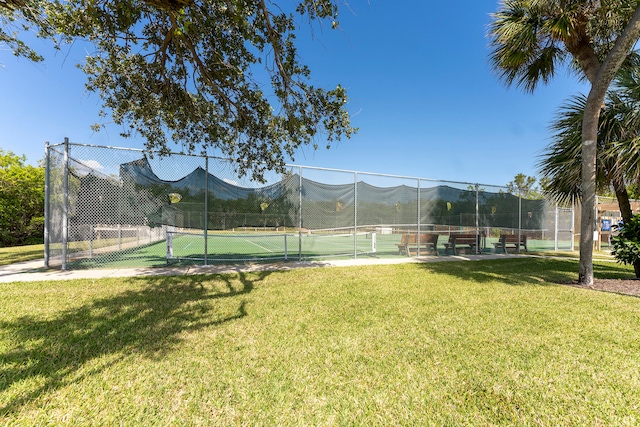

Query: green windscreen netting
[[45, 142, 574, 269]]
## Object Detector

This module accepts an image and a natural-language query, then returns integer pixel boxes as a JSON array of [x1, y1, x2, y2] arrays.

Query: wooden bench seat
[[396, 233, 438, 256], [493, 234, 527, 253], [442, 233, 479, 255]]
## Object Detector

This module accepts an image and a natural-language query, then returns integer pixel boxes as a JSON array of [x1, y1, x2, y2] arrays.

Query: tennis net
[[300, 227, 377, 259], [166, 230, 293, 262]]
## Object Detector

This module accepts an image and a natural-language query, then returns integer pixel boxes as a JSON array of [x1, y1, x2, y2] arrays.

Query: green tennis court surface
[[65, 231, 573, 270], [67, 231, 403, 269], [165, 230, 394, 261]]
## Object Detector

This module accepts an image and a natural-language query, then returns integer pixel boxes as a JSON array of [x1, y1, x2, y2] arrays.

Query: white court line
[[245, 239, 274, 253]]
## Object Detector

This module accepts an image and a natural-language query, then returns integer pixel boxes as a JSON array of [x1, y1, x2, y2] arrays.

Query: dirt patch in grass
[[566, 278, 640, 298]]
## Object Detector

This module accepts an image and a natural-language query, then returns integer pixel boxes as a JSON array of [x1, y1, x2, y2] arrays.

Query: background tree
[[505, 173, 543, 199], [0, 149, 45, 246], [489, 0, 640, 284], [3, 0, 356, 182]]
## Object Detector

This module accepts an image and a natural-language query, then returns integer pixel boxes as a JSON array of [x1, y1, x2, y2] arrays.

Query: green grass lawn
[[1, 258, 639, 425], [0, 244, 44, 266]]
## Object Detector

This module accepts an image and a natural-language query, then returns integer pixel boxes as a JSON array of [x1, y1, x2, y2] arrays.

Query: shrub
[[0, 150, 45, 247], [611, 214, 640, 278]]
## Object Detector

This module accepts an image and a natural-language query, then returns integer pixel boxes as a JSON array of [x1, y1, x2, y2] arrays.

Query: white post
[[371, 232, 377, 253], [166, 231, 173, 258], [554, 203, 559, 251], [517, 189, 522, 254]]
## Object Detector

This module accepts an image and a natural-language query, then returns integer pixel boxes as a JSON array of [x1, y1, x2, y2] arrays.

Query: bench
[[396, 233, 439, 256], [493, 234, 528, 253], [442, 233, 479, 255]]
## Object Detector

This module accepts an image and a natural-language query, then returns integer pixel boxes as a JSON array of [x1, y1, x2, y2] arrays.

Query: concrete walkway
[[0, 254, 525, 283]]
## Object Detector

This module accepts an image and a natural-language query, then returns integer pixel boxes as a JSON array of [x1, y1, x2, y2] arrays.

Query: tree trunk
[[567, 38, 602, 86], [613, 177, 633, 224], [579, 136, 597, 286], [579, 6, 640, 285]]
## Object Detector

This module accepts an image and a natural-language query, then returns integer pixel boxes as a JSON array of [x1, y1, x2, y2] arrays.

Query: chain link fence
[[45, 140, 575, 269]]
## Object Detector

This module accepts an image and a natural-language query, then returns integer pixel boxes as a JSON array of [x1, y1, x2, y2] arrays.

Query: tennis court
[[66, 229, 406, 269], [163, 229, 402, 263], [63, 226, 575, 270], [47, 143, 576, 270]]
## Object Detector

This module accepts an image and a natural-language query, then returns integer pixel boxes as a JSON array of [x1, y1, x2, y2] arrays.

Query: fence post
[[204, 156, 209, 266], [62, 137, 69, 270], [475, 184, 479, 254], [417, 178, 421, 256], [517, 189, 522, 254], [44, 142, 50, 268], [354, 172, 358, 259], [298, 167, 303, 261]]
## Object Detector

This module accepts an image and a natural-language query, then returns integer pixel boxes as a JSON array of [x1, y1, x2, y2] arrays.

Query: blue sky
[[0, 1, 588, 187]]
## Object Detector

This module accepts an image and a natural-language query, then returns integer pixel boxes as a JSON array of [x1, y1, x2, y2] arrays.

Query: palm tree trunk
[[567, 38, 601, 85], [580, 138, 597, 285], [613, 177, 633, 224], [579, 6, 640, 285]]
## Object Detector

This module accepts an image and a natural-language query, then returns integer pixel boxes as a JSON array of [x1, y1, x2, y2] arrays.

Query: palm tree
[[603, 66, 640, 192], [489, 0, 640, 284], [537, 67, 640, 225], [489, 0, 611, 91], [539, 73, 640, 279]]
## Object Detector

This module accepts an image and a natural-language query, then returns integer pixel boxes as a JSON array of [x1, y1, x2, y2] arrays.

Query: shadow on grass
[[416, 257, 636, 285], [0, 246, 45, 267], [0, 270, 269, 416]]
